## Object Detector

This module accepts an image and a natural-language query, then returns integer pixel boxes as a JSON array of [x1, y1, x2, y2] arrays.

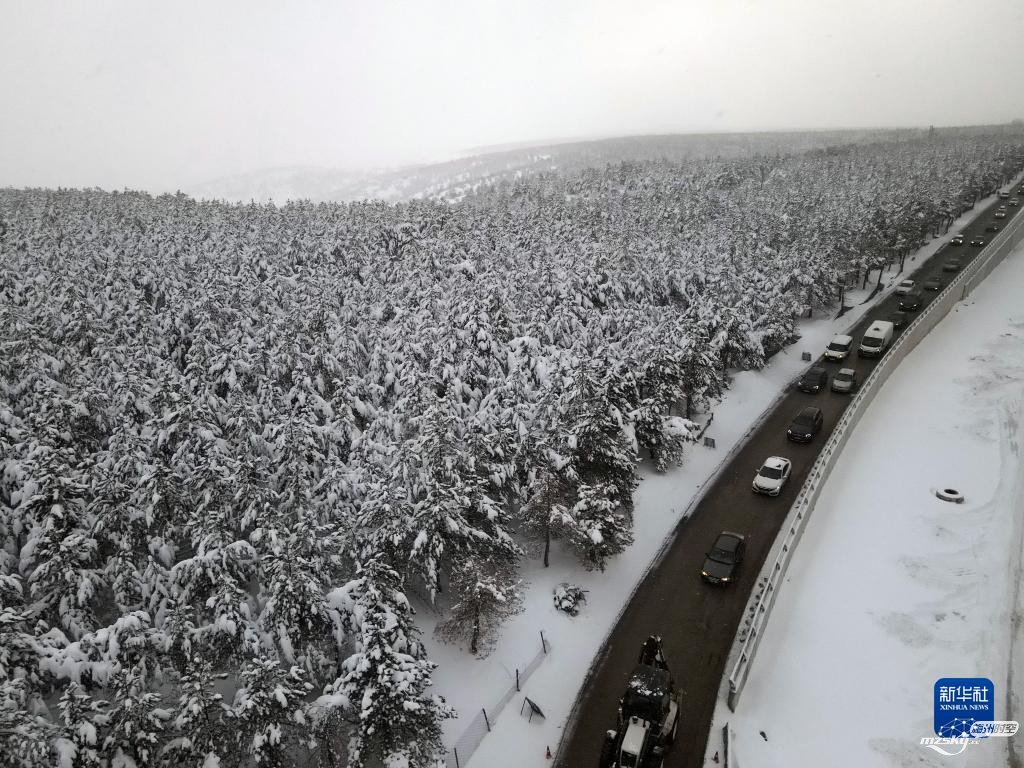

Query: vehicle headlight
[[701, 571, 710, 578], [720, 576, 731, 583]]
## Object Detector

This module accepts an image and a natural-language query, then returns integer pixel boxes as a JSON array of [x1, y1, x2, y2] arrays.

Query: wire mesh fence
[[445, 631, 550, 768]]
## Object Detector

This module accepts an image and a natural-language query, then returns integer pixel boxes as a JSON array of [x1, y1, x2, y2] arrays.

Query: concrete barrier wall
[[725, 202, 1024, 710]]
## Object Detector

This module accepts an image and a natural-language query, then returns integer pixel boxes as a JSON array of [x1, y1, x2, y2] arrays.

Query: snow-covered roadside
[[422, 186, 1019, 766], [716, 214, 1024, 766]]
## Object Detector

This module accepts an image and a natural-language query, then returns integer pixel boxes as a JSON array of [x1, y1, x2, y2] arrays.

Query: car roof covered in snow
[[831, 334, 853, 344], [763, 456, 789, 470]]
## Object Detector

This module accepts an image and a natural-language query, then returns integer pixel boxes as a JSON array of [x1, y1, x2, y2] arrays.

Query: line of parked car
[[702, 188, 1022, 587]]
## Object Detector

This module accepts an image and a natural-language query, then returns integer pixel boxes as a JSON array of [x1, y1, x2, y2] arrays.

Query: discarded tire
[[936, 488, 964, 503]]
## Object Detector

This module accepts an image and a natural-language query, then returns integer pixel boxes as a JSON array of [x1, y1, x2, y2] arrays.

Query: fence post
[[516, 668, 520, 692], [482, 708, 491, 732], [453, 748, 460, 768], [540, 630, 548, 653]]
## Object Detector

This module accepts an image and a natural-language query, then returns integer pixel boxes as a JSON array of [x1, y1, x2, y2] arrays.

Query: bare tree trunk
[[471, 609, 481, 655], [543, 525, 551, 568]]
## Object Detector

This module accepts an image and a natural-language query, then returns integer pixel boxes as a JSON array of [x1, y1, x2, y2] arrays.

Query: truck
[[599, 636, 681, 768], [857, 319, 894, 359]]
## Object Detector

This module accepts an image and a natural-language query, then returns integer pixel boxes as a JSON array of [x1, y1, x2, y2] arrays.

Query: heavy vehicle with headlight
[[599, 636, 681, 768]]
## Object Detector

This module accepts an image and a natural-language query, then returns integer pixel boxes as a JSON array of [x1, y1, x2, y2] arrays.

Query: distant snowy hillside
[[186, 127, 972, 205], [186, 166, 378, 205]]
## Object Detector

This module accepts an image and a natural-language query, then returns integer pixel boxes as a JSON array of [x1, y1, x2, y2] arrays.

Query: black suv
[[787, 406, 824, 443], [701, 532, 746, 584], [796, 366, 828, 394]]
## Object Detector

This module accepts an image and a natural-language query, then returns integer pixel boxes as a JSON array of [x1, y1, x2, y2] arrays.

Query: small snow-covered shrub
[[553, 583, 588, 616]]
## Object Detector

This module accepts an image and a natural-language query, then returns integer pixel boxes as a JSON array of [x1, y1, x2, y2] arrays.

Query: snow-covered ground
[[718, 223, 1024, 765], [423, 193, 1013, 767]]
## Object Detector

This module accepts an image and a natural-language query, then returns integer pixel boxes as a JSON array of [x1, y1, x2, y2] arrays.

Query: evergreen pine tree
[[100, 669, 167, 768], [319, 560, 452, 768], [435, 557, 523, 656], [228, 656, 312, 768], [55, 683, 109, 768], [563, 484, 634, 571], [166, 658, 232, 767]]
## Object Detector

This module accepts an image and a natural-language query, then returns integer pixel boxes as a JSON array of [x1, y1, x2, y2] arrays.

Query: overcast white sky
[[1, 0, 1022, 193]]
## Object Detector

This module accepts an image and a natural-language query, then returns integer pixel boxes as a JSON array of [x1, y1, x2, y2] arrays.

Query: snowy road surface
[[721, 213, 1024, 765]]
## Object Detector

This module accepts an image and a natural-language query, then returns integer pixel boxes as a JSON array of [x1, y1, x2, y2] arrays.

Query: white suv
[[752, 456, 792, 496]]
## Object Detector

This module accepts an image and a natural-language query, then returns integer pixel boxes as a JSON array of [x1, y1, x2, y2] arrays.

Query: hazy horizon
[[2, 0, 1023, 194]]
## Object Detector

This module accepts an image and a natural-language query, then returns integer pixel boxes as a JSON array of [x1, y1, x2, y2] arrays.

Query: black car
[[887, 310, 909, 328], [985, 224, 1001, 233], [899, 290, 924, 311], [923, 277, 943, 291], [787, 406, 824, 443], [949, 234, 964, 246], [970, 237, 985, 247], [796, 366, 828, 394], [942, 259, 962, 272], [701, 532, 746, 584]]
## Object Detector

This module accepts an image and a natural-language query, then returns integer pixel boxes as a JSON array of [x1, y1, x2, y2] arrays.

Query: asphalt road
[[555, 187, 1022, 768]]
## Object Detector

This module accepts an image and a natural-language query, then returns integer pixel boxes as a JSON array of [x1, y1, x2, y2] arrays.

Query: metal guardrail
[[725, 197, 1024, 711]]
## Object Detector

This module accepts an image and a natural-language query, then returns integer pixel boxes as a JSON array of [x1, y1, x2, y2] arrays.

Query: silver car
[[830, 368, 858, 394]]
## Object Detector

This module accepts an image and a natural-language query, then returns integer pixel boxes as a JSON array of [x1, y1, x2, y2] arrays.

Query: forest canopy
[[1, 128, 1022, 766]]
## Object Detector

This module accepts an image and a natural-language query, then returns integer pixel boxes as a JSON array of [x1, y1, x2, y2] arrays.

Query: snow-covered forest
[[2, 129, 1023, 767]]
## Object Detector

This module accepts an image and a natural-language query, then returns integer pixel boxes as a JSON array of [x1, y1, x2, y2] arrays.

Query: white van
[[824, 334, 853, 361], [858, 320, 895, 358]]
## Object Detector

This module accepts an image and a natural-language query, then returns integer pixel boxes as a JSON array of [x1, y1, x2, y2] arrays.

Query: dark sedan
[[787, 406, 824, 443], [949, 234, 964, 246], [899, 290, 924, 311], [701, 532, 746, 584], [796, 366, 828, 394], [887, 310, 909, 328], [923, 277, 943, 291], [970, 237, 985, 247], [985, 224, 1001, 233]]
